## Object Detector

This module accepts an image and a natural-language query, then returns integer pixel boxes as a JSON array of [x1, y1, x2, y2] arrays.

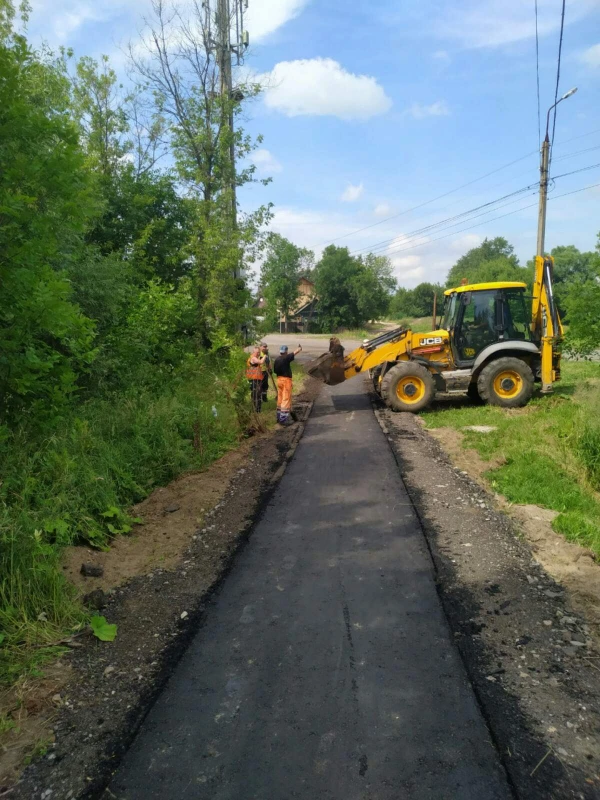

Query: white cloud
[[436, 0, 598, 48], [29, 0, 108, 42], [580, 43, 600, 68], [408, 101, 450, 120], [261, 58, 392, 120], [374, 203, 392, 217], [251, 148, 283, 175], [450, 234, 482, 252], [432, 49, 451, 62], [246, 0, 311, 42], [341, 183, 364, 203], [269, 208, 360, 257], [29, 0, 310, 49]]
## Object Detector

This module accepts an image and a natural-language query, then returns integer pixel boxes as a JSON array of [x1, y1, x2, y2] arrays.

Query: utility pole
[[216, 0, 236, 228], [537, 87, 577, 257], [536, 137, 550, 257], [213, 0, 248, 279]]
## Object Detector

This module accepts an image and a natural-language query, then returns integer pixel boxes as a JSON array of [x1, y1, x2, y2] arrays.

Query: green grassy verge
[[421, 361, 600, 555], [0, 351, 253, 685], [390, 317, 435, 333]]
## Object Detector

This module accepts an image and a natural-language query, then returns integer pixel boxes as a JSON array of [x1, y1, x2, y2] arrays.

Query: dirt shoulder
[[7, 379, 321, 800], [376, 396, 600, 799]]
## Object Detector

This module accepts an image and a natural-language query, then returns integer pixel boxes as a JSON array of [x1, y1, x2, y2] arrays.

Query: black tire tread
[[381, 362, 435, 413], [477, 357, 534, 408]]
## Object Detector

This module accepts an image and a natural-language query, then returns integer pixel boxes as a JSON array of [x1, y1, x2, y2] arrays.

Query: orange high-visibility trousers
[[276, 377, 293, 423]]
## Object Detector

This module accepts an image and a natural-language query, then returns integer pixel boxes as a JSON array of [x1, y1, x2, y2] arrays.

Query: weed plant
[[0, 350, 250, 684]]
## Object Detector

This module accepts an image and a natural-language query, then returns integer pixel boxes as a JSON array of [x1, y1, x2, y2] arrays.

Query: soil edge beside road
[[375, 397, 600, 800]]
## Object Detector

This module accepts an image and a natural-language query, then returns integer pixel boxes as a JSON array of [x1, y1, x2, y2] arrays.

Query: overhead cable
[[381, 181, 600, 259], [550, 0, 567, 152]]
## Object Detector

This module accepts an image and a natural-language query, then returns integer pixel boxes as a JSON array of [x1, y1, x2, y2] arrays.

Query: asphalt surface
[[105, 379, 513, 800]]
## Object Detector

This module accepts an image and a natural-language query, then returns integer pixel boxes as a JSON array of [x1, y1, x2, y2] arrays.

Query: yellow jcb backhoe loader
[[306, 255, 562, 412]]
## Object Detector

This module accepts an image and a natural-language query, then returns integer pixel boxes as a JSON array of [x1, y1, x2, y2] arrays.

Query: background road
[[105, 377, 513, 800]]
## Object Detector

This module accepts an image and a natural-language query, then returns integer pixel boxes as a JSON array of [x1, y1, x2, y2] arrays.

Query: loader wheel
[[381, 362, 435, 413], [477, 357, 534, 408]]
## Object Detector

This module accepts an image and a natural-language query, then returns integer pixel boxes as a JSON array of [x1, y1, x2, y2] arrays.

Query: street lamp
[[537, 87, 578, 256]]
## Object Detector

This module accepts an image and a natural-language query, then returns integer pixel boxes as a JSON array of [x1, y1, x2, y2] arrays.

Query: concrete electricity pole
[[537, 87, 577, 257], [212, 0, 248, 280], [216, 0, 236, 225]]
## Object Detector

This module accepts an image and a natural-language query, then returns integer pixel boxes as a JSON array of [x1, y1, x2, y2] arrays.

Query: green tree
[[563, 280, 600, 357], [260, 234, 314, 332], [410, 282, 444, 317], [529, 245, 597, 318], [389, 287, 413, 318], [315, 248, 398, 329], [130, 0, 273, 344], [562, 237, 600, 355], [446, 237, 523, 287], [389, 282, 443, 319], [356, 253, 397, 319], [314, 246, 363, 330], [70, 55, 190, 284], [0, 22, 96, 418]]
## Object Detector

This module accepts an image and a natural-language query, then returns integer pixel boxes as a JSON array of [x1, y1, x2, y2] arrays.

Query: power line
[[535, 0, 541, 148], [552, 144, 600, 162], [558, 126, 600, 146], [552, 162, 600, 181], [358, 191, 540, 258], [311, 150, 539, 248], [350, 159, 600, 259], [309, 129, 600, 252], [380, 181, 600, 260], [349, 184, 538, 257], [550, 0, 567, 151]]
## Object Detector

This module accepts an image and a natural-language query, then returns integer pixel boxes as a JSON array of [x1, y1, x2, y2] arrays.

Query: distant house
[[279, 277, 319, 333]]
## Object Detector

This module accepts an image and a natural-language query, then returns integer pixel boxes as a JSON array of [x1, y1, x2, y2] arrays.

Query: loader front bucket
[[305, 352, 347, 386]]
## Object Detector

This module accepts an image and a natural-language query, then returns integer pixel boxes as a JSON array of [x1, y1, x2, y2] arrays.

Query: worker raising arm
[[273, 344, 302, 426]]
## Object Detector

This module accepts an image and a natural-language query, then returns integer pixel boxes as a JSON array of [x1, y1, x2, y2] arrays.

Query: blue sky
[[28, 0, 600, 286]]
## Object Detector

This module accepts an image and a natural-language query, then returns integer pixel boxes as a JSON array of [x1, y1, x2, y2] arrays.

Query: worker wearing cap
[[260, 343, 272, 403], [273, 343, 302, 425], [246, 345, 266, 413]]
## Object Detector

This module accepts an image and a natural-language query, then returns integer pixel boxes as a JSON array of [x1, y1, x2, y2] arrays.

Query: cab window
[[503, 289, 532, 341], [456, 290, 497, 361], [441, 293, 458, 331]]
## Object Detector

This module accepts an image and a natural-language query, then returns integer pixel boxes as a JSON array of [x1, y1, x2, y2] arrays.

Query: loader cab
[[442, 282, 531, 367]]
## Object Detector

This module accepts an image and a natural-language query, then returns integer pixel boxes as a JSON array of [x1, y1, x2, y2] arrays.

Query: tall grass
[[422, 362, 600, 555], [0, 350, 250, 684]]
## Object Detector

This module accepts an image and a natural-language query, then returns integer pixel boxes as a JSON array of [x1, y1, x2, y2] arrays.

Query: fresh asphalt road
[[105, 378, 513, 800]]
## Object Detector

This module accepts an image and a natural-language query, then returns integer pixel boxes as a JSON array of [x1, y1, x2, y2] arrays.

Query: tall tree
[[0, 15, 96, 417], [562, 237, 600, 355], [260, 234, 314, 332], [446, 237, 524, 287], [314, 246, 364, 331], [129, 0, 272, 344], [354, 253, 397, 321]]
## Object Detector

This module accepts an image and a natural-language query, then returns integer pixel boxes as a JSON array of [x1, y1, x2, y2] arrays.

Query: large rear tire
[[381, 362, 435, 413], [477, 357, 534, 408]]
